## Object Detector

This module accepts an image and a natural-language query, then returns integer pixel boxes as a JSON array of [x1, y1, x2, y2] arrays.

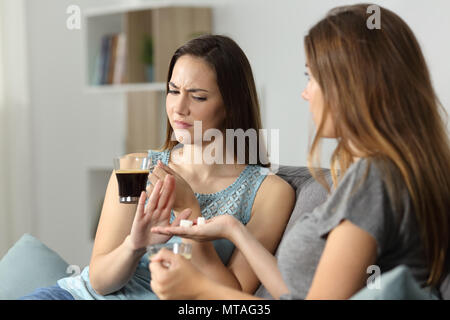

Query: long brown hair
[[162, 35, 269, 167], [305, 4, 450, 286]]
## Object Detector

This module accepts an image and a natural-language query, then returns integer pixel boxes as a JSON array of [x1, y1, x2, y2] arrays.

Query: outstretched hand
[[129, 175, 192, 250], [151, 214, 240, 242], [147, 161, 200, 217]]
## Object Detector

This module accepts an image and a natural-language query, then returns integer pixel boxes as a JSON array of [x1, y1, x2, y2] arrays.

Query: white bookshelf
[[84, 82, 166, 94], [84, 0, 215, 17], [83, 1, 212, 94]]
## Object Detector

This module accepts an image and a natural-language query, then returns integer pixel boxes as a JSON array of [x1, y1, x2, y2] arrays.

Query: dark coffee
[[115, 169, 150, 201]]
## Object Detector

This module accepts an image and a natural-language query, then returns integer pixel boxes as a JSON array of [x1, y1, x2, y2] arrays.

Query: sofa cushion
[[350, 265, 439, 300], [275, 166, 330, 235], [439, 273, 450, 300], [0, 233, 69, 299]]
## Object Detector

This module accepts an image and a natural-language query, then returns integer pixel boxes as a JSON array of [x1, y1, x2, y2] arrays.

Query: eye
[[193, 96, 207, 101], [168, 89, 179, 95], [304, 72, 311, 80]]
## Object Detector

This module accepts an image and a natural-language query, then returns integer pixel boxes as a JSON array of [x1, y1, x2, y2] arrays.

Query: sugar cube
[[197, 217, 206, 225], [180, 219, 193, 227]]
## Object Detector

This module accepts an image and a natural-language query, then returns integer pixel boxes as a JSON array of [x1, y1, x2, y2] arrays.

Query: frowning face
[[166, 55, 226, 145]]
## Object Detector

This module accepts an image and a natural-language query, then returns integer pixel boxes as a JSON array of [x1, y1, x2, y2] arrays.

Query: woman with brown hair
[[20, 35, 295, 299], [150, 4, 450, 299]]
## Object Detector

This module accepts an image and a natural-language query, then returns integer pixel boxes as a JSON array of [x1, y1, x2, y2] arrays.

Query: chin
[[173, 128, 197, 144]]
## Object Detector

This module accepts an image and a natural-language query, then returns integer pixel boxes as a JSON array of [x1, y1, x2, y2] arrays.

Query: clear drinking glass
[[113, 155, 153, 204], [146, 242, 192, 260]]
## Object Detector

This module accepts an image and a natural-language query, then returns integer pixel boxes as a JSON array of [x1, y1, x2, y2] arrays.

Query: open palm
[[151, 214, 239, 242], [129, 175, 191, 250]]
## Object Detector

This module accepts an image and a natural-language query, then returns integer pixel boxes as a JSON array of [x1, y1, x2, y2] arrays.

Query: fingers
[[171, 208, 192, 226], [149, 248, 177, 298], [152, 225, 196, 238], [148, 164, 168, 188], [146, 180, 154, 196], [148, 173, 160, 188], [156, 175, 175, 211], [157, 160, 176, 174], [150, 226, 172, 235], [152, 165, 168, 181], [150, 247, 175, 265], [149, 176, 176, 225], [146, 180, 162, 213], [135, 191, 147, 220], [150, 279, 162, 299], [147, 162, 176, 203], [150, 208, 192, 235], [144, 175, 176, 225]]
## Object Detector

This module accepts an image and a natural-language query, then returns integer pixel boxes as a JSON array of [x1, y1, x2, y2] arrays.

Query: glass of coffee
[[113, 155, 153, 204]]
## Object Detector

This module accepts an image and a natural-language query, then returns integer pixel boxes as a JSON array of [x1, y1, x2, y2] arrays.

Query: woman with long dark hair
[[20, 35, 295, 300]]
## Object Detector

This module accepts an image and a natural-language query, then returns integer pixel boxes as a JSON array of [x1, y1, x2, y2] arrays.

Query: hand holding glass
[[147, 242, 192, 260]]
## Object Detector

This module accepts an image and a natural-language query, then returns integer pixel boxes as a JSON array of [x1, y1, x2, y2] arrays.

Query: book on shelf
[[92, 33, 127, 86]]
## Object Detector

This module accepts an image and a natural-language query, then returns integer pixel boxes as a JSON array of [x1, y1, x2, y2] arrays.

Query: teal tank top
[[58, 148, 268, 300]]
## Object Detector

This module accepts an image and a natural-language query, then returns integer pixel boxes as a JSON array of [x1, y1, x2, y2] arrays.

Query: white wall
[[19, 0, 450, 267], [25, 0, 127, 266], [0, 0, 34, 257], [213, 0, 450, 167]]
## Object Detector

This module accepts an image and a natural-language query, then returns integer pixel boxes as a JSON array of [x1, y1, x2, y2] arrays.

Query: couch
[[0, 165, 447, 299]]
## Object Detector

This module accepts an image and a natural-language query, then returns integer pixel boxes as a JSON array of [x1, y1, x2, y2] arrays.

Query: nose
[[172, 93, 190, 116], [301, 87, 309, 101]]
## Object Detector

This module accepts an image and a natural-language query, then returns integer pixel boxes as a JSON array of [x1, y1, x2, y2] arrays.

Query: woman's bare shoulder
[[253, 173, 295, 211], [261, 173, 294, 193]]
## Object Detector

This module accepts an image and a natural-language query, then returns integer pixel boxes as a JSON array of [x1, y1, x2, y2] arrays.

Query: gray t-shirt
[[261, 158, 429, 299]]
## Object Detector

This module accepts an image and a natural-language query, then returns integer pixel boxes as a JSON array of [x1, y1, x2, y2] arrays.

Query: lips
[[174, 120, 193, 129]]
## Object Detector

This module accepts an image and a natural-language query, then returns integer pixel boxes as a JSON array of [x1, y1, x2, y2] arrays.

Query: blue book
[[100, 35, 112, 85]]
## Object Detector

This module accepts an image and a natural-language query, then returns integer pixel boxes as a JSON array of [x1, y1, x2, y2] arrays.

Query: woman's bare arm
[[153, 175, 295, 296], [89, 153, 148, 295], [225, 175, 295, 293], [305, 220, 377, 299]]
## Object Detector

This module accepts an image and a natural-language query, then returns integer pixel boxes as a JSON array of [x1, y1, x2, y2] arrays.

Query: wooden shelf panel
[[126, 91, 167, 153], [84, 0, 216, 17], [153, 7, 212, 81], [84, 82, 166, 94]]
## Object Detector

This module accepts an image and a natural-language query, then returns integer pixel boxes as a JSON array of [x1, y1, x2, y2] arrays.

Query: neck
[[172, 141, 244, 178]]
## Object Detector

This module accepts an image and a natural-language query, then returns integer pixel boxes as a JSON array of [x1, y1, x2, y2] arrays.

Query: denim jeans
[[19, 285, 75, 300]]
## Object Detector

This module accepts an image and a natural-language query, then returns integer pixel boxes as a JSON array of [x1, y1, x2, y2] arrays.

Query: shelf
[[83, 3, 212, 153], [84, 0, 217, 17], [85, 82, 166, 94], [84, 5, 212, 90]]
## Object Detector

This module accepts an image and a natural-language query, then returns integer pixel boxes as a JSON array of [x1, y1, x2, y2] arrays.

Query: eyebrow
[[168, 82, 209, 93]]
